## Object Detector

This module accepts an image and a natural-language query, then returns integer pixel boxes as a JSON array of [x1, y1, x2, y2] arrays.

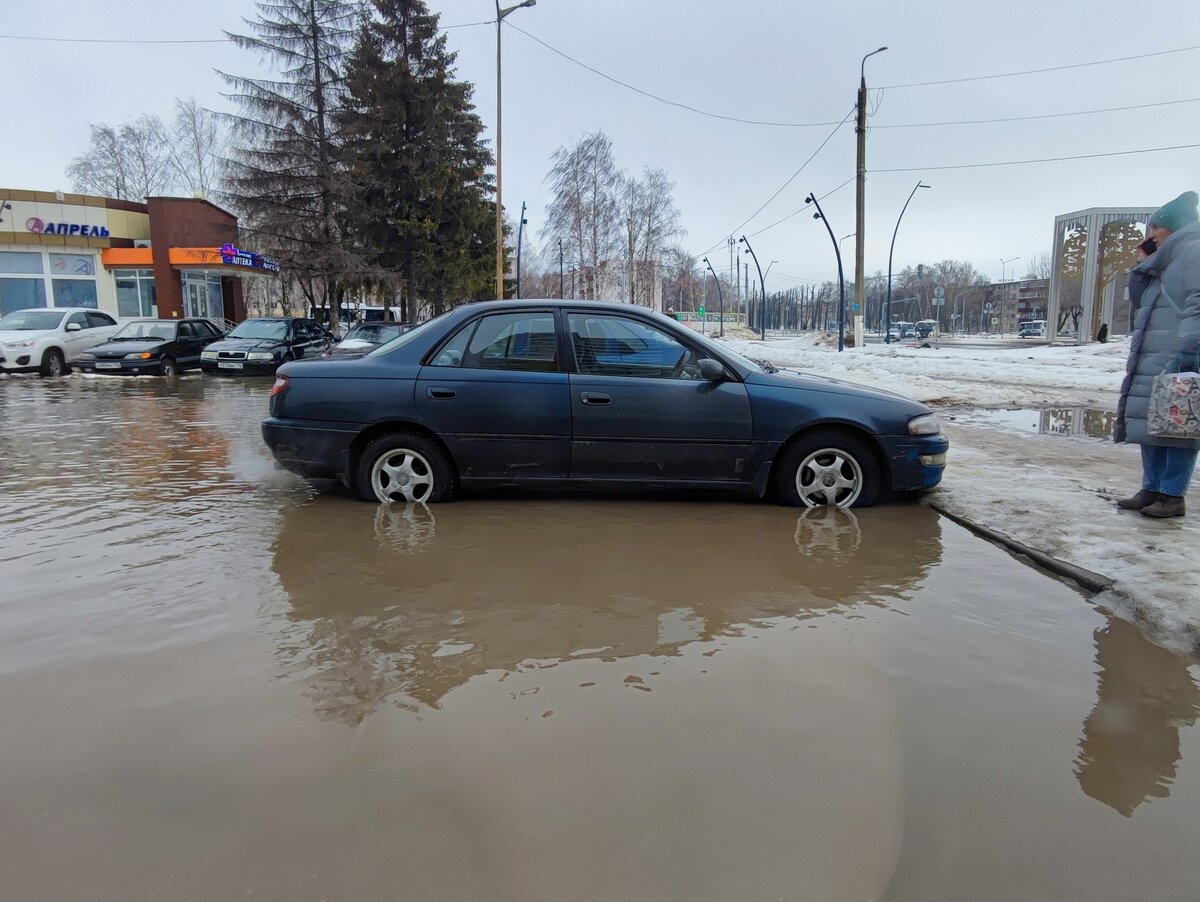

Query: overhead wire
[[871, 142, 1200, 173], [0, 20, 492, 45], [878, 44, 1200, 89]]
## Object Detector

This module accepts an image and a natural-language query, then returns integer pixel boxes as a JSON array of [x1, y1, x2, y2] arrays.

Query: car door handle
[[580, 392, 612, 405], [427, 388, 456, 399]]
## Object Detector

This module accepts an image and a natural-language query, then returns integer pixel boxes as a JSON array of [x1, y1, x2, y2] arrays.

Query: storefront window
[[0, 279, 47, 316], [0, 251, 44, 274], [181, 273, 224, 320], [52, 279, 99, 309], [49, 254, 96, 277], [114, 269, 157, 317]]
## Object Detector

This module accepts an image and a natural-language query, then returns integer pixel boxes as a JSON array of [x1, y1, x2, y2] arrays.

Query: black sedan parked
[[76, 318, 224, 376], [262, 300, 948, 507], [201, 317, 330, 375]]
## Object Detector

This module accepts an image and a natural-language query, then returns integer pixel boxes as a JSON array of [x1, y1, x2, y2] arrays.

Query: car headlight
[[79, 353, 95, 361], [124, 352, 153, 360], [247, 352, 276, 361], [908, 414, 942, 436], [6, 339, 35, 349], [201, 350, 218, 360]]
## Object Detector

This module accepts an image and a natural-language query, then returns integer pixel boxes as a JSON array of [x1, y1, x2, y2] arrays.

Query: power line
[[697, 108, 856, 257], [878, 44, 1200, 89], [747, 176, 855, 239], [871, 96, 1200, 129], [0, 21, 492, 45], [504, 22, 844, 128], [872, 142, 1200, 173]]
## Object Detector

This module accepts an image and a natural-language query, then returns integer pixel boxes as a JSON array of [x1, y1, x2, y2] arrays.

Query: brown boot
[[1117, 489, 1162, 510], [1141, 495, 1186, 518]]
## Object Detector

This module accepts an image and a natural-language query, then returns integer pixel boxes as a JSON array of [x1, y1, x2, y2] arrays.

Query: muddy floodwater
[[2, 376, 1200, 902]]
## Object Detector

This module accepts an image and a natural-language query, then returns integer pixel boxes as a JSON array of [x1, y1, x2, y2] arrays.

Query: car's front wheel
[[774, 430, 881, 508], [160, 357, 177, 377], [354, 431, 455, 504], [40, 348, 65, 378]]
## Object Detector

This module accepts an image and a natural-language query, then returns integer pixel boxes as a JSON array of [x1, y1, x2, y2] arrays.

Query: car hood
[[336, 339, 376, 350], [88, 339, 165, 356], [0, 329, 53, 343], [745, 368, 930, 412], [209, 337, 285, 352]]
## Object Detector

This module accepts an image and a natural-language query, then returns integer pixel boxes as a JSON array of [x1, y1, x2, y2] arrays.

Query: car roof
[[448, 299, 668, 316]]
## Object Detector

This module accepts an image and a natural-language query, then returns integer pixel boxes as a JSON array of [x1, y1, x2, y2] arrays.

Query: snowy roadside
[[717, 332, 1200, 656]]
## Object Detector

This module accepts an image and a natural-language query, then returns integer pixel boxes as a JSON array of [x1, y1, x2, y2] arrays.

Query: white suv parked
[[0, 307, 120, 377]]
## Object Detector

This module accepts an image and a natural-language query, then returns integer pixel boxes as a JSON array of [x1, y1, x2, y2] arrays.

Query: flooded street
[[2, 377, 1199, 901]]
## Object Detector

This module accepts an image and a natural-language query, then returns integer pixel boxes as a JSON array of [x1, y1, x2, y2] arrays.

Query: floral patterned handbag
[[1147, 353, 1200, 439]]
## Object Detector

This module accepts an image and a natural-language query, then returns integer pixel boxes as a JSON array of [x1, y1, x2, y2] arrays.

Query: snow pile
[[713, 333, 1200, 656]]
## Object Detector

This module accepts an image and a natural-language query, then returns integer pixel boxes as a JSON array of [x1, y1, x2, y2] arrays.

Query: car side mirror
[[698, 358, 725, 381], [65, 322, 82, 332]]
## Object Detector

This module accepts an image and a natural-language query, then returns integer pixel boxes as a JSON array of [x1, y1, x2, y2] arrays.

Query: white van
[[1018, 320, 1046, 338]]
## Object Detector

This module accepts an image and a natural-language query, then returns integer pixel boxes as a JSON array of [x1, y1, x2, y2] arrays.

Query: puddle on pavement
[[951, 406, 1117, 439], [2, 377, 1199, 901]]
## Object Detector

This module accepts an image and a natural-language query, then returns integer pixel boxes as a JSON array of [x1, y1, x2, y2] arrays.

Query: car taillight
[[270, 375, 289, 398]]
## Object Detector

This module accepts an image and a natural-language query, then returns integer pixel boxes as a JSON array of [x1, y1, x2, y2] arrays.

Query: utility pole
[[855, 46, 887, 333], [515, 201, 527, 299], [558, 239, 564, 298]]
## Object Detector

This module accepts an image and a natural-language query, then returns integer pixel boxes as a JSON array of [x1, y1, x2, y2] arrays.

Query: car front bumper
[[78, 359, 167, 375], [878, 433, 949, 491], [202, 359, 281, 376]]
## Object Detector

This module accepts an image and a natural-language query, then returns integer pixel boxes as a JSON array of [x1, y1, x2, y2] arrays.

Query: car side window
[[86, 312, 115, 329], [431, 313, 558, 372], [67, 311, 89, 330], [568, 313, 701, 379], [194, 321, 219, 338], [178, 323, 197, 340]]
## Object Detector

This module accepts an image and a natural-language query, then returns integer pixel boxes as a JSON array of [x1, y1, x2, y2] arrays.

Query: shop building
[[0, 188, 278, 321]]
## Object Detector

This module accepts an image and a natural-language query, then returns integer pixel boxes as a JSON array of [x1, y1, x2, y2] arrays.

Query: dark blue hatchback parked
[[261, 300, 948, 506]]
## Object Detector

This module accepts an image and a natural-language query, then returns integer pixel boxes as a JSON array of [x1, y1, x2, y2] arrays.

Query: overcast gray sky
[[4, 0, 1199, 291]]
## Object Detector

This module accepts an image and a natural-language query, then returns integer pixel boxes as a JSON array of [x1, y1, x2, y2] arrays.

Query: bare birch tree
[[66, 118, 173, 201]]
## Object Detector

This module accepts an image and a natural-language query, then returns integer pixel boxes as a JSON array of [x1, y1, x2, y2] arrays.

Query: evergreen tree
[[219, 0, 362, 328], [337, 0, 496, 319]]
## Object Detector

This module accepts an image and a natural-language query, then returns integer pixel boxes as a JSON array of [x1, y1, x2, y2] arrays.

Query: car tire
[[160, 357, 177, 378], [774, 429, 881, 509], [40, 348, 66, 378], [354, 431, 455, 504]]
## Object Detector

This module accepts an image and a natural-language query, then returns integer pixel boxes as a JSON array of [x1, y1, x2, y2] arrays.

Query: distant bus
[[317, 305, 407, 328], [1018, 319, 1046, 338]]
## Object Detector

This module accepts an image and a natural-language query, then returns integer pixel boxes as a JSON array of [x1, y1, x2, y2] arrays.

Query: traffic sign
[[934, 286, 945, 298], [991, 317, 1000, 325], [932, 299, 944, 306], [852, 303, 859, 311], [984, 303, 993, 312]]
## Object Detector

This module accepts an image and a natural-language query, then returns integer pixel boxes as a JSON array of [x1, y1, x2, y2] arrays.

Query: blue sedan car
[[261, 301, 947, 507]]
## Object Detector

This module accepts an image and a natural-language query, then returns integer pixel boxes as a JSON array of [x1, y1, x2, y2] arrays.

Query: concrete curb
[[928, 502, 1116, 594]]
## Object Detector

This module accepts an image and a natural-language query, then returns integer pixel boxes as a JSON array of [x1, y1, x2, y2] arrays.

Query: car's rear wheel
[[160, 357, 177, 378], [40, 348, 65, 378], [355, 431, 455, 504], [774, 430, 881, 508]]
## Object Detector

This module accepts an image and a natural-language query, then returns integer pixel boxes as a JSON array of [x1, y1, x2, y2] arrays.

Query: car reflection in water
[[270, 501, 945, 722]]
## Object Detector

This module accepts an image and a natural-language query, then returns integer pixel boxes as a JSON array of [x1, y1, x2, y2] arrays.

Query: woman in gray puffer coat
[[1114, 190, 1200, 518]]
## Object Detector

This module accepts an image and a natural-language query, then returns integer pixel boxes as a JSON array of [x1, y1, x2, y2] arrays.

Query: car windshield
[[0, 310, 66, 331], [343, 323, 405, 344], [112, 321, 177, 341], [227, 320, 288, 340]]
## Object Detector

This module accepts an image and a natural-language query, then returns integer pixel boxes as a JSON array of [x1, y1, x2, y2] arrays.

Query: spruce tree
[[337, 0, 496, 319], [219, 0, 362, 327]]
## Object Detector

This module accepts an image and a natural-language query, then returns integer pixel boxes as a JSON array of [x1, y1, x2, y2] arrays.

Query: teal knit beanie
[[1149, 191, 1199, 232]]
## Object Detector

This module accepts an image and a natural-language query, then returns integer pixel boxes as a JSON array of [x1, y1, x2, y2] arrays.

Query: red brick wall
[[146, 198, 239, 319]]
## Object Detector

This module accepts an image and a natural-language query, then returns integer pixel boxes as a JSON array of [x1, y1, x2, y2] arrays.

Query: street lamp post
[[885, 181, 931, 343], [855, 46, 887, 330], [494, 0, 536, 300], [558, 238, 564, 299], [805, 193, 847, 351], [999, 256, 1020, 336], [738, 236, 767, 341], [515, 201, 527, 299], [702, 256, 724, 337]]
